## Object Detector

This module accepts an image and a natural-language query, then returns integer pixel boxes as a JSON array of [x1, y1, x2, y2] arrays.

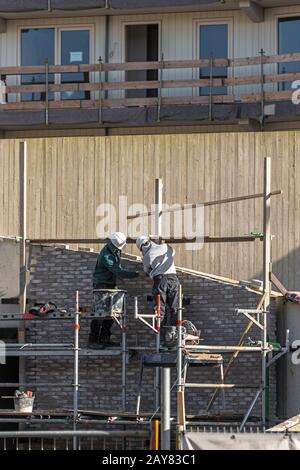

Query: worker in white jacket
[[136, 236, 180, 347]]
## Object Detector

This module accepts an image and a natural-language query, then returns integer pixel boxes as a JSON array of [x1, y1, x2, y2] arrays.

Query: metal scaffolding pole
[[155, 294, 161, 411], [73, 291, 80, 450], [177, 284, 185, 449], [160, 367, 171, 450], [262, 157, 272, 429], [154, 177, 163, 411], [122, 297, 127, 411]]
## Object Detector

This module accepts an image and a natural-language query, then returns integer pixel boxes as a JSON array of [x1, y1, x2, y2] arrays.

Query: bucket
[[93, 289, 126, 319], [14, 396, 35, 413]]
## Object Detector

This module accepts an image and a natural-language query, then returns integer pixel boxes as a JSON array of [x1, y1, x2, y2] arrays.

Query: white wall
[[0, 4, 300, 100]]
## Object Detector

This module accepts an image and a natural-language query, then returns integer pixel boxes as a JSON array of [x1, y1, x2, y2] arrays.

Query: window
[[20, 26, 91, 102], [278, 17, 300, 91], [21, 28, 55, 101], [60, 29, 90, 100], [199, 24, 228, 96]]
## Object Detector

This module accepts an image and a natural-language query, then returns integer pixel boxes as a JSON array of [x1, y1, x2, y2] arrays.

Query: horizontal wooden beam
[[4, 77, 224, 94], [0, 94, 234, 111], [0, 52, 299, 76], [127, 190, 282, 220], [3, 70, 300, 95], [241, 90, 292, 103], [29, 236, 263, 245], [0, 89, 292, 111]]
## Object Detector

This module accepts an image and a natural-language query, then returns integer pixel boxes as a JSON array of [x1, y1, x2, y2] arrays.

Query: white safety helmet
[[136, 235, 150, 251], [109, 232, 127, 250]]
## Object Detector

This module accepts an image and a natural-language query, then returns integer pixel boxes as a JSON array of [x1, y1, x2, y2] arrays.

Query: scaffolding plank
[[4, 349, 123, 357], [0, 311, 121, 320]]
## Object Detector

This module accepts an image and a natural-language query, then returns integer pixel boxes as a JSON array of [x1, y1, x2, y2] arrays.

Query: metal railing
[[0, 430, 150, 451]]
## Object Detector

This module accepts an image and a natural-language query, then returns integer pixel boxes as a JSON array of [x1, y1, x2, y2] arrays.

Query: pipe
[[104, 13, 110, 99], [134, 296, 138, 319], [155, 294, 161, 410], [73, 291, 80, 450], [177, 284, 184, 435], [161, 367, 171, 450], [122, 297, 127, 411]]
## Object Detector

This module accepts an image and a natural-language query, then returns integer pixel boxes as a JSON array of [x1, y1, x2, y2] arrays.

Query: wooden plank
[[127, 190, 282, 220], [241, 90, 292, 102], [29, 236, 262, 245], [270, 273, 287, 295], [0, 101, 81, 111], [100, 95, 233, 107], [2, 73, 299, 97], [3, 73, 300, 95], [19, 142, 27, 315], [0, 53, 299, 77]]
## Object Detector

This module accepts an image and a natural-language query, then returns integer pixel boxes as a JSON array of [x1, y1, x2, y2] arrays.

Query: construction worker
[[136, 236, 180, 348], [88, 232, 139, 349]]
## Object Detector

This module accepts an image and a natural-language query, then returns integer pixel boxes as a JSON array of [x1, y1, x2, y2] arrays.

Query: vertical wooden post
[[19, 141, 27, 315], [262, 157, 271, 428], [19, 141, 27, 392], [154, 178, 163, 243]]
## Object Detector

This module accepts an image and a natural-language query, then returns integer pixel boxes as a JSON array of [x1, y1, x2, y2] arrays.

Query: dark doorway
[[0, 328, 19, 434], [125, 24, 159, 99]]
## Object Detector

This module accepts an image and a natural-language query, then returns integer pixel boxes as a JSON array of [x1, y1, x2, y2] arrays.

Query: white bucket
[[14, 397, 35, 413]]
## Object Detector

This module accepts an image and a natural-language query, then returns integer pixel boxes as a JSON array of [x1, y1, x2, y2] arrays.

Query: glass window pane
[[21, 28, 55, 101], [60, 30, 90, 100], [199, 24, 228, 96], [278, 18, 300, 91]]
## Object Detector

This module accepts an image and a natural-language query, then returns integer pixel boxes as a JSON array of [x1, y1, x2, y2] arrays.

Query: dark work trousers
[[89, 284, 115, 344], [152, 274, 180, 331]]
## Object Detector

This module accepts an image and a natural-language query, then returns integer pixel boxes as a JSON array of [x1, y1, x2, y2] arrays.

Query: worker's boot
[[99, 319, 120, 348], [88, 319, 104, 349], [102, 340, 121, 348], [99, 333, 120, 348], [88, 334, 104, 350]]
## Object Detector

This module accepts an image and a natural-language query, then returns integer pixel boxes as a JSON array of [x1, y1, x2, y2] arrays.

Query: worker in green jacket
[[88, 232, 139, 349]]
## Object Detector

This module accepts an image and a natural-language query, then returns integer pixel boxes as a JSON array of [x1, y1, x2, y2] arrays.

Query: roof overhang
[[0, 1, 299, 20]]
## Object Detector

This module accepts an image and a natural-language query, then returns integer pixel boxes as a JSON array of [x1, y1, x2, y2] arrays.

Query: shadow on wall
[[253, 244, 300, 293]]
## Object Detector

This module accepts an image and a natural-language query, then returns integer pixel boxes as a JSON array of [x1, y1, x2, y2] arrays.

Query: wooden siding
[[0, 131, 299, 289]]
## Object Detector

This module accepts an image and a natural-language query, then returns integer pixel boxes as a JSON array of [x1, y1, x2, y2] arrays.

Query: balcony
[[0, 52, 299, 132]]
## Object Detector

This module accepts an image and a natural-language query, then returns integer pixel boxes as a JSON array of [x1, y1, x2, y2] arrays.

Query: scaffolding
[[0, 141, 291, 450]]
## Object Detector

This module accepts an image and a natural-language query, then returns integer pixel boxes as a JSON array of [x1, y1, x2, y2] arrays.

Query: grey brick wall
[[26, 245, 278, 422]]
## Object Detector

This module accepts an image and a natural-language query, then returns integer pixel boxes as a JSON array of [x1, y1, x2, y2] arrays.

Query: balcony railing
[[0, 52, 299, 123]]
